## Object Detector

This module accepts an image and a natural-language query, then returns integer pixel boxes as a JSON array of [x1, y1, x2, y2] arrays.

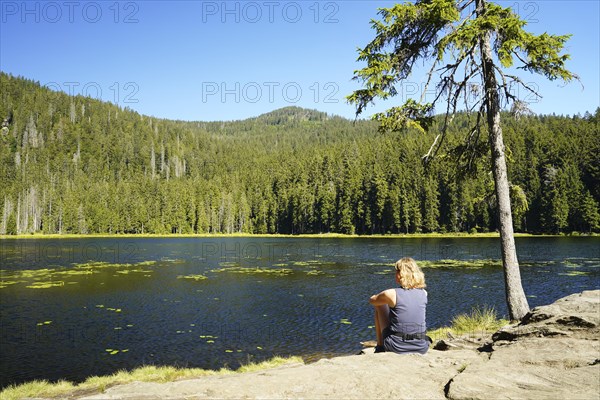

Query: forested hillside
[[1, 72, 598, 235]]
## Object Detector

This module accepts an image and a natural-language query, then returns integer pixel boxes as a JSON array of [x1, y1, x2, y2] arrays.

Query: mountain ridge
[[1, 71, 350, 126]]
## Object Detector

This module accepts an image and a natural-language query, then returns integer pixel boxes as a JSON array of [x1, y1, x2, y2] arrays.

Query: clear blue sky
[[1, 1, 598, 121]]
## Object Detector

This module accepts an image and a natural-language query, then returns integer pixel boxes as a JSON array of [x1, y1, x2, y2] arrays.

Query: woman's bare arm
[[369, 289, 396, 307]]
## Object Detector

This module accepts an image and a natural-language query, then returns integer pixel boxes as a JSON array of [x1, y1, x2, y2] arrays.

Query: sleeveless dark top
[[383, 288, 429, 354]]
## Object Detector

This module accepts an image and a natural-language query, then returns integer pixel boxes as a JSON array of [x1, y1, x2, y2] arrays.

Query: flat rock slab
[[80, 350, 483, 400], [447, 338, 600, 400]]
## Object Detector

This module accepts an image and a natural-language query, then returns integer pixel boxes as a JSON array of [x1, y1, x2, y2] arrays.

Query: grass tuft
[[236, 356, 303, 373], [0, 379, 76, 400], [450, 306, 507, 332], [0, 356, 304, 400], [428, 305, 509, 342]]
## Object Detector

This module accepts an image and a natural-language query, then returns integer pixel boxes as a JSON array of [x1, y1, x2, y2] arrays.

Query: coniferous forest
[[1, 72, 599, 235]]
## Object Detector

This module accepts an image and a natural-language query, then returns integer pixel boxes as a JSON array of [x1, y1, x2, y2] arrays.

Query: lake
[[1, 236, 598, 388]]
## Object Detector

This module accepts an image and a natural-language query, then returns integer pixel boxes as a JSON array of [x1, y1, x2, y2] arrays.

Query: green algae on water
[[563, 260, 582, 268], [115, 269, 153, 275], [418, 259, 502, 269], [291, 261, 309, 266], [0, 280, 24, 289], [73, 260, 157, 270], [559, 271, 590, 276], [218, 261, 239, 267], [210, 266, 294, 276], [177, 274, 208, 281], [1, 260, 159, 289], [26, 281, 65, 289], [305, 270, 335, 277]]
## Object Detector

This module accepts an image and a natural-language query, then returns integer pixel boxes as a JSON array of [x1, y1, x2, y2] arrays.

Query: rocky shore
[[77, 290, 599, 400]]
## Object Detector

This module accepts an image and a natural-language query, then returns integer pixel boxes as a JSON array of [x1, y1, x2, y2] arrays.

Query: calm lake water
[[1, 236, 598, 388]]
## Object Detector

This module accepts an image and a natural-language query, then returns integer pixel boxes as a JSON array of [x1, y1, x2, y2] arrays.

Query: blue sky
[[1, 0, 598, 121]]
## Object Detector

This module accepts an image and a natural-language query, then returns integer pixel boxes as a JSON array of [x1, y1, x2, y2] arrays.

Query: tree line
[[0, 72, 598, 235]]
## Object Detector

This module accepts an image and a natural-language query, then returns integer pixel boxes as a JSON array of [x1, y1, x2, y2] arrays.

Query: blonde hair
[[395, 257, 426, 289]]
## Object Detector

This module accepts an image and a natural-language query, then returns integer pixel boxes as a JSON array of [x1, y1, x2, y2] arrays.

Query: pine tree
[[348, 0, 578, 319]]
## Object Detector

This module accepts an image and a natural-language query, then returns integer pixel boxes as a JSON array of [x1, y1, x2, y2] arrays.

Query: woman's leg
[[374, 305, 390, 346]]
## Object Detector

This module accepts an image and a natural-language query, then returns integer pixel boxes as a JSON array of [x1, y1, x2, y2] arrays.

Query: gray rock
[[81, 351, 483, 400], [448, 290, 600, 400], [493, 290, 600, 341], [447, 338, 600, 400]]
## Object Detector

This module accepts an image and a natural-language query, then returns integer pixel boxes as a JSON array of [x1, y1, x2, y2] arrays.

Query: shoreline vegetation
[[427, 306, 509, 342], [1, 232, 597, 240], [0, 308, 507, 400], [0, 356, 304, 400]]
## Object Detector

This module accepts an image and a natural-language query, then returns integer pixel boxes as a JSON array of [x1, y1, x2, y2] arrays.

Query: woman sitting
[[369, 257, 429, 354]]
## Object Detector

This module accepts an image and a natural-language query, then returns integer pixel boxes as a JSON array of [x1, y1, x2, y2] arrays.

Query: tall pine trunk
[[477, 0, 530, 320]]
